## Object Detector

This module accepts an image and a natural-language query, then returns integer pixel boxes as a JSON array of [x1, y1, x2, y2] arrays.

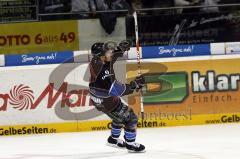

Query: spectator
[[219, 0, 240, 12], [89, 0, 108, 13], [112, 0, 129, 10], [131, 0, 142, 11], [200, 0, 220, 12], [39, 0, 70, 13], [141, 0, 174, 15], [89, 0, 128, 13], [89, 0, 115, 34], [174, 0, 192, 6], [71, 0, 91, 17], [174, 0, 191, 14], [89, 0, 130, 34], [174, 0, 200, 14]]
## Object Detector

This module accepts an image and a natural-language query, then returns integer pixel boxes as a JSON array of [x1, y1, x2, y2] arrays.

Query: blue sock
[[124, 130, 136, 142], [111, 124, 122, 138]]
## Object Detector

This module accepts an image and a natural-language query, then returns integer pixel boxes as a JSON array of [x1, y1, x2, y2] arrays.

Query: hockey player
[[89, 40, 145, 153]]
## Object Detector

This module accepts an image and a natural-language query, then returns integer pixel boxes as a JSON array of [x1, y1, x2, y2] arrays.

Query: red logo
[[9, 84, 34, 110]]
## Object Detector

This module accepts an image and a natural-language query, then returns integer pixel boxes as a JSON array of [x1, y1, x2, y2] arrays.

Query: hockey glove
[[118, 40, 131, 52], [130, 75, 145, 92]]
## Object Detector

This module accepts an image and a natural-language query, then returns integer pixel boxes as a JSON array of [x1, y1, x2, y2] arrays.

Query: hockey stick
[[133, 11, 145, 120]]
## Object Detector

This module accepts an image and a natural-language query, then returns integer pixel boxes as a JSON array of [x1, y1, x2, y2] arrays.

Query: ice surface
[[0, 124, 240, 159]]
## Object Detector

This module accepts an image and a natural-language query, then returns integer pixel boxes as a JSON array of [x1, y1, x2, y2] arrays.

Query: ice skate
[[106, 136, 126, 149], [126, 142, 146, 153]]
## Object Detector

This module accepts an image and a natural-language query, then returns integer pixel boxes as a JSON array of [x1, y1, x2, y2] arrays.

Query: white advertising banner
[[225, 42, 240, 54], [0, 55, 4, 66], [210, 43, 225, 55], [0, 63, 113, 126]]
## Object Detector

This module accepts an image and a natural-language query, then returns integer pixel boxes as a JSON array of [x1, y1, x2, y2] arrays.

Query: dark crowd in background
[[38, 0, 240, 34], [38, 0, 240, 15]]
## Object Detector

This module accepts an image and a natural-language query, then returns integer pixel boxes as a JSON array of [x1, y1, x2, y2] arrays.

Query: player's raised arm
[[108, 75, 145, 97], [112, 40, 131, 63]]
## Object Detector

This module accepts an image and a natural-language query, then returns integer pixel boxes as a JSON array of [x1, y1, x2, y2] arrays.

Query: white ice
[[0, 124, 240, 159]]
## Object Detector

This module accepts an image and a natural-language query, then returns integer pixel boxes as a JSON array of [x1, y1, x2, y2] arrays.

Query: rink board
[[0, 62, 125, 136], [1, 56, 240, 135], [127, 56, 240, 129], [0, 112, 239, 136]]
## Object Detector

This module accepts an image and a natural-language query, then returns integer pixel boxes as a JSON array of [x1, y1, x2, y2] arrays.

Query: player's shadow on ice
[[7, 150, 207, 159], [6, 152, 129, 159]]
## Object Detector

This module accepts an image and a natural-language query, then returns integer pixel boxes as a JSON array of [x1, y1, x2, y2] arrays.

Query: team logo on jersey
[[102, 70, 114, 80]]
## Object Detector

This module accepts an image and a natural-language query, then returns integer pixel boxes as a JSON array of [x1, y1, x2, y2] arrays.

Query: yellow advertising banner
[[0, 20, 79, 54], [127, 58, 240, 127]]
